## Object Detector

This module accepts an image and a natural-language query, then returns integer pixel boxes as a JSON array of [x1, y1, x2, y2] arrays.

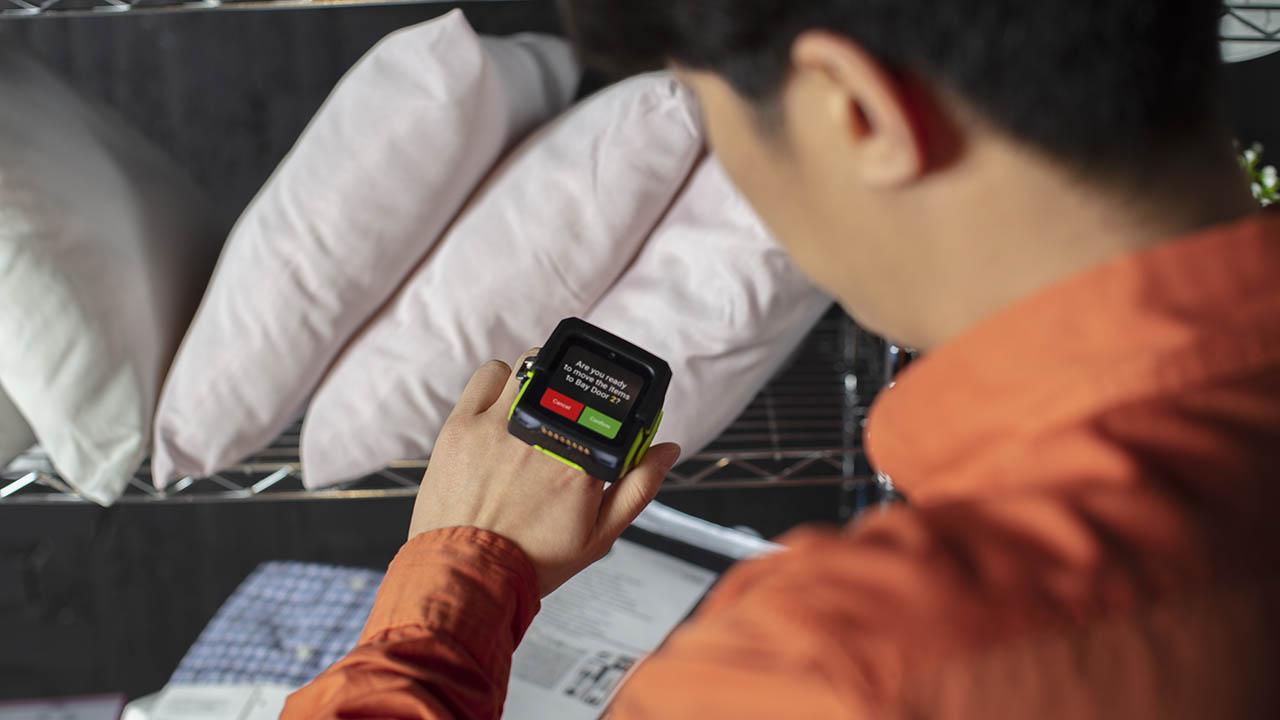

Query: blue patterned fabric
[[170, 561, 383, 687]]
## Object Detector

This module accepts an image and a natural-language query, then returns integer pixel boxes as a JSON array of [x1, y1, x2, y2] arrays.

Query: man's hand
[[408, 350, 682, 597]]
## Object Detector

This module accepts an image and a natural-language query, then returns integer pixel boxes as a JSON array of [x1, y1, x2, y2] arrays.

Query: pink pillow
[[300, 73, 703, 488], [584, 158, 831, 457], [151, 11, 581, 486]]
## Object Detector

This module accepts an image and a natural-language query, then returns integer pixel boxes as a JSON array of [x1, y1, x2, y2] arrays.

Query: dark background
[[0, 1, 566, 229], [0, 1, 1276, 701]]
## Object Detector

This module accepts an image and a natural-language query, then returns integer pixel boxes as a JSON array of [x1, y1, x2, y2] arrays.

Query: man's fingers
[[453, 360, 513, 417], [595, 443, 681, 544], [490, 347, 541, 418]]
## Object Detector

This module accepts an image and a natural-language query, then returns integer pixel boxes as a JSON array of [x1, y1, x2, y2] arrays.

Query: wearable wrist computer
[[507, 318, 671, 483]]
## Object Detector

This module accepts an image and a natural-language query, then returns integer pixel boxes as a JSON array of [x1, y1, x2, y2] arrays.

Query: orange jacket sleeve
[[281, 526, 541, 720], [282, 522, 861, 720], [280, 491, 1268, 720]]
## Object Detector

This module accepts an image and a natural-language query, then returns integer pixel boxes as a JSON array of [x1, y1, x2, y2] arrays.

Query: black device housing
[[507, 317, 671, 482]]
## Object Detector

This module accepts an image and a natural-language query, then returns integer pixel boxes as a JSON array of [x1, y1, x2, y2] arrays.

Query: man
[[285, 1, 1279, 717]]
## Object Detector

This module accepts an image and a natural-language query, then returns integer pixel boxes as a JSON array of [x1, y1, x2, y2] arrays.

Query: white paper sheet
[[503, 538, 718, 720], [0, 695, 124, 720], [139, 684, 292, 720]]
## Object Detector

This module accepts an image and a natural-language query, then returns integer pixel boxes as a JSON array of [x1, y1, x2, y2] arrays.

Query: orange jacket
[[284, 212, 1280, 719]]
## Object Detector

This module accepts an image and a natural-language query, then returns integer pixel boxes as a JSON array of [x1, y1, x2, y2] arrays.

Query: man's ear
[[789, 31, 926, 187]]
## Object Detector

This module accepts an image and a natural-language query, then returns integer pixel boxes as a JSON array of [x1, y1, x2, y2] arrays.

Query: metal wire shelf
[[0, 0, 525, 18], [1223, 2, 1280, 42], [0, 0, 1276, 51], [1, 308, 905, 506]]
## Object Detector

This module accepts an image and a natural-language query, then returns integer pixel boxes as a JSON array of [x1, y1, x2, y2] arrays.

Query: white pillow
[[150, 11, 581, 487], [0, 388, 35, 470], [0, 48, 221, 505], [300, 73, 704, 488], [584, 157, 832, 456]]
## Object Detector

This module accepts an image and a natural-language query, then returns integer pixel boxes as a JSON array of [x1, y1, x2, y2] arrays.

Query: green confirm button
[[578, 406, 622, 439]]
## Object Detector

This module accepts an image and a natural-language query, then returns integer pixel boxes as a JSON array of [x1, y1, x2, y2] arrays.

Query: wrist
[[364, 526, 542, 648]]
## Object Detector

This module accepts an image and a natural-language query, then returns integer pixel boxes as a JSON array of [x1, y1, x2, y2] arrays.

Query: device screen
[[539, 344, 646, 440]]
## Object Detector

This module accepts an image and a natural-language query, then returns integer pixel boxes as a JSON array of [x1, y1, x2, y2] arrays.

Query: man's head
[[559, 1, 1239, 349]]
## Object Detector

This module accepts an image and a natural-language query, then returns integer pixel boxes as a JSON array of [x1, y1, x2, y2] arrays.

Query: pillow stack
[[151, 11, 582, 487], [300, 73, 705, 488], [298, 77, 832, 489], [0, 46, 222, 505], [147, 13, 830, 492]]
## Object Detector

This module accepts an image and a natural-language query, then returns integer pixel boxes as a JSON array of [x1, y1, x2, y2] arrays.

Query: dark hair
[[558, 0, 1227, 174]]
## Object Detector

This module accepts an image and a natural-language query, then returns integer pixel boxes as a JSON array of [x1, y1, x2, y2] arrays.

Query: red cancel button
[[540, 388, 584, 421]]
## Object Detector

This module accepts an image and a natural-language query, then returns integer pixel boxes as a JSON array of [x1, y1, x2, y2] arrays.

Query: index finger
[[452, 359, 513, 417], [489, 347, 541, 418]]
